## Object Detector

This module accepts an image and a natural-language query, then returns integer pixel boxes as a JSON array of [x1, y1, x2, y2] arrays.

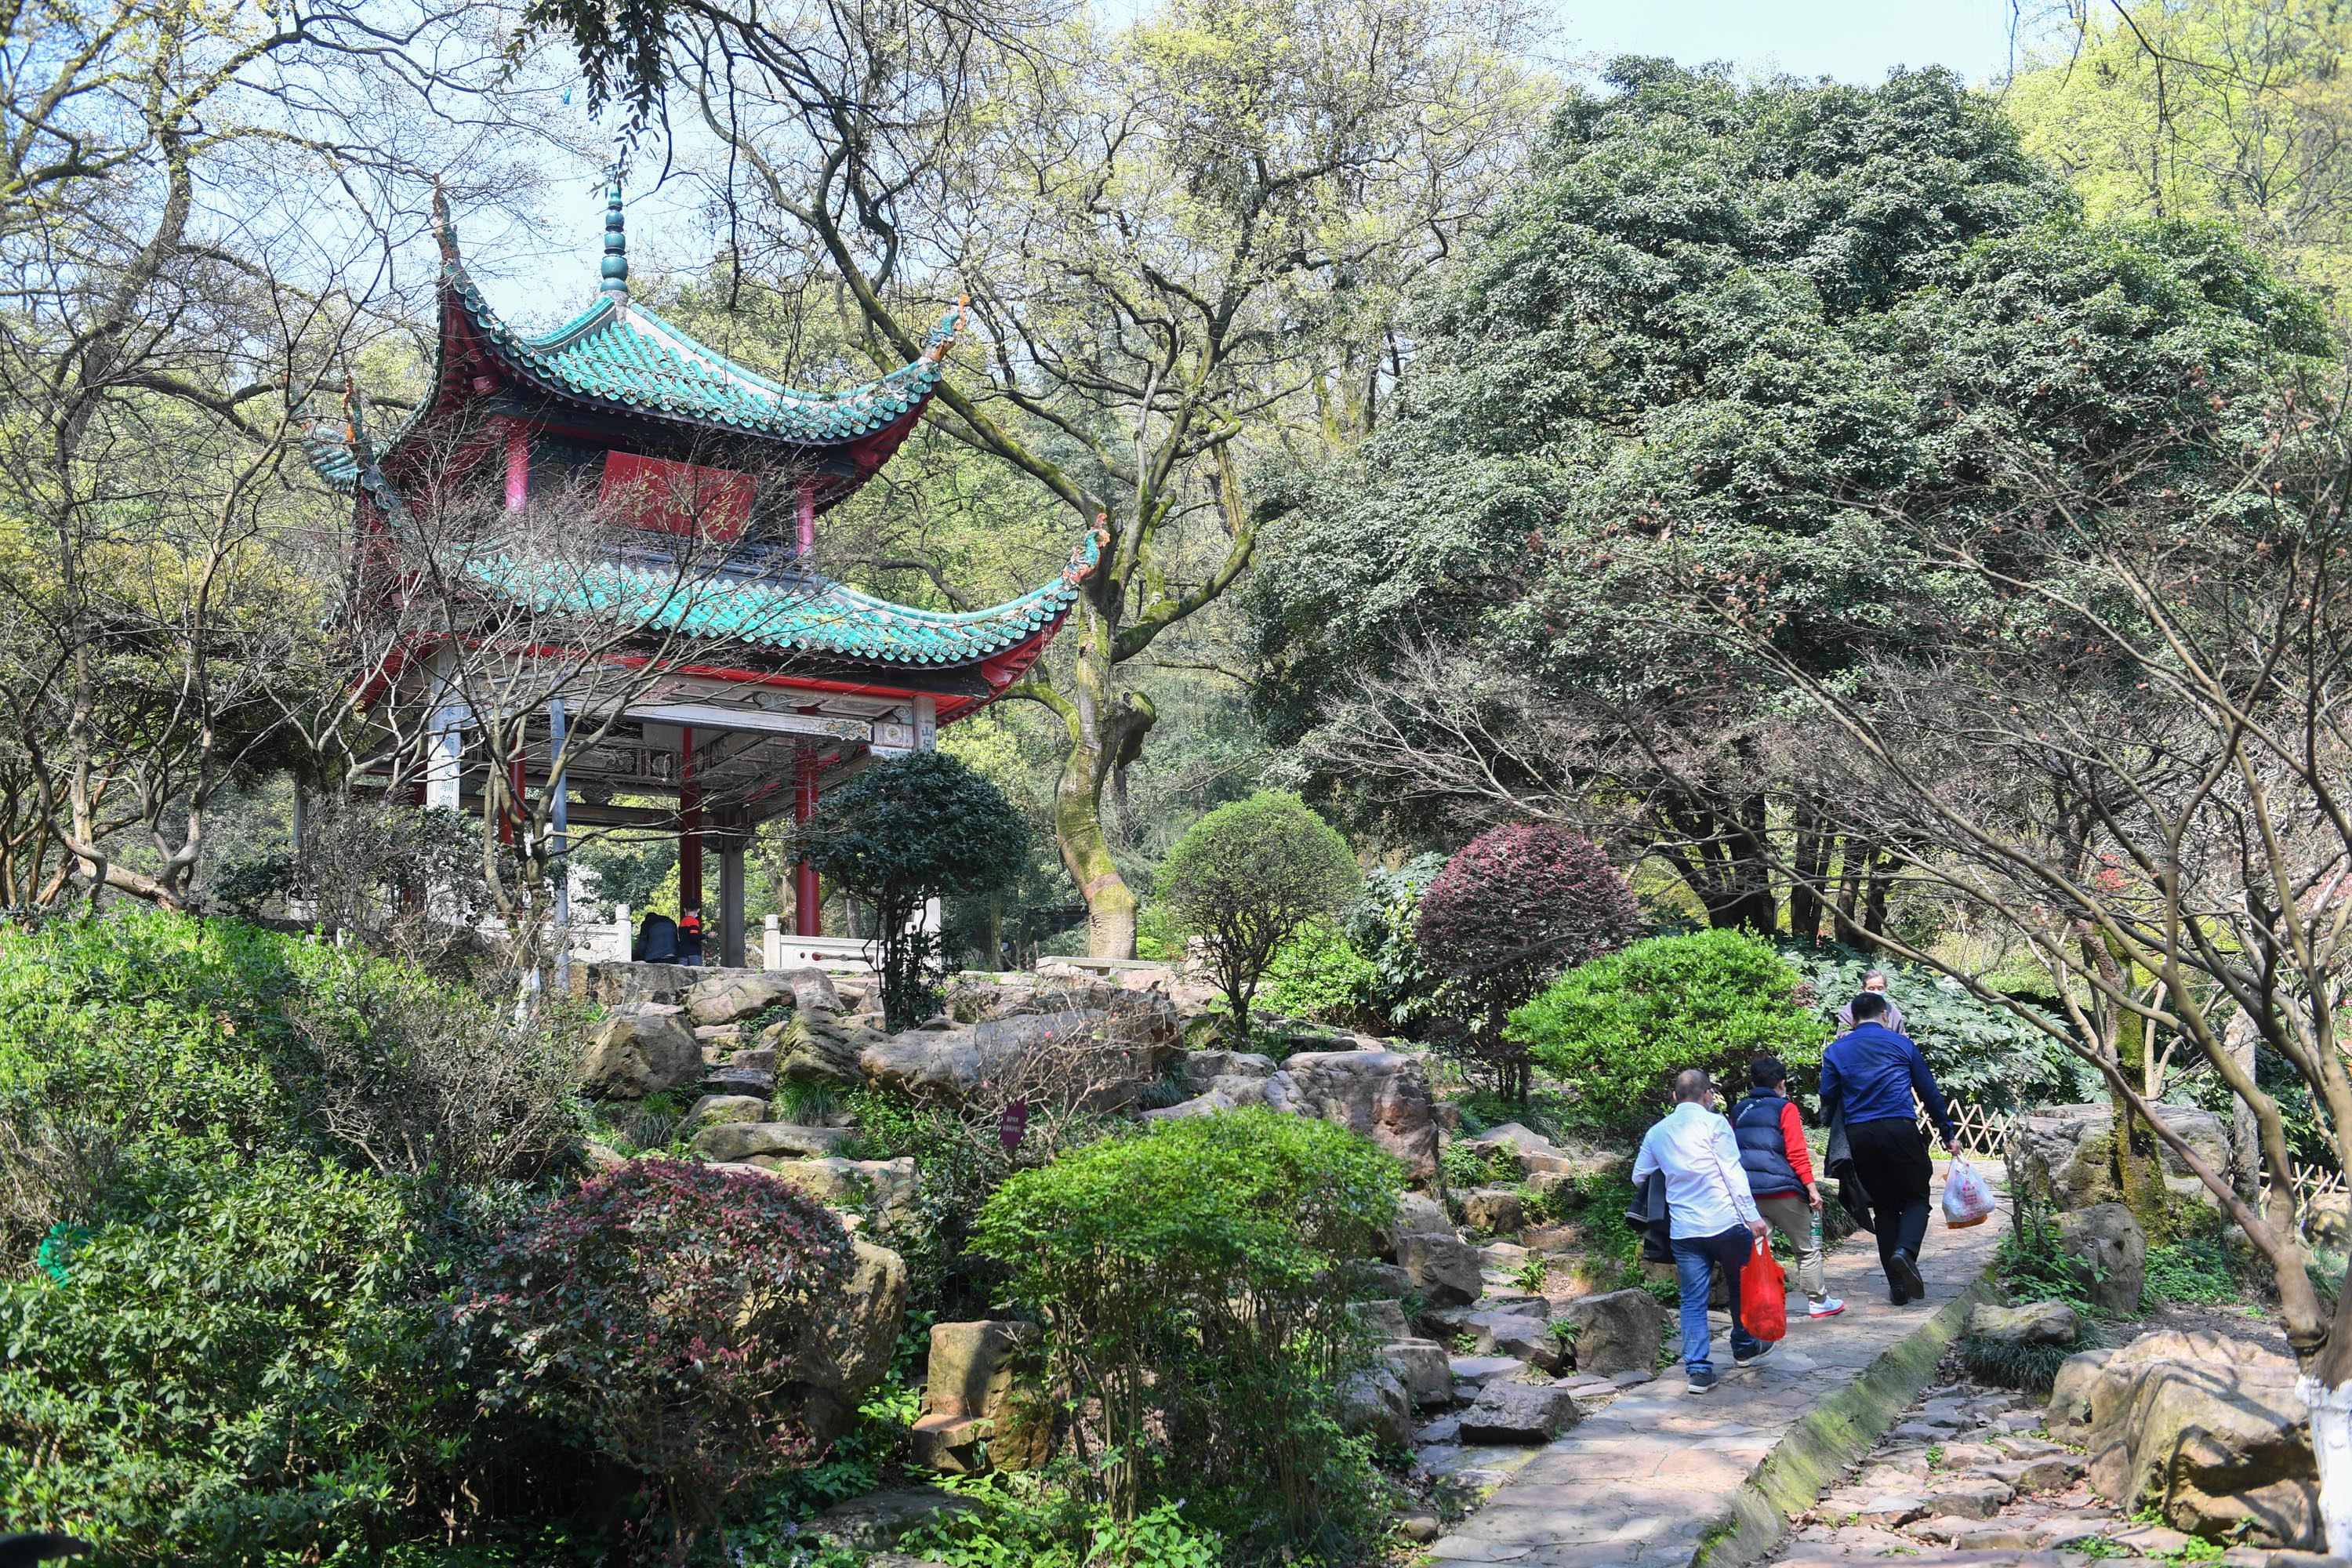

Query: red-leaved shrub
[[1416, 825, 1640, 1099], [450, 1158, 853, 1558]]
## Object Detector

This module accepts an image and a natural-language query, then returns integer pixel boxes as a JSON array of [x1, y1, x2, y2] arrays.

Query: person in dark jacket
[[634, 910, 678, 963], [1819, 991, 1957, 1304], [1733, 1055, 1843, 1319]]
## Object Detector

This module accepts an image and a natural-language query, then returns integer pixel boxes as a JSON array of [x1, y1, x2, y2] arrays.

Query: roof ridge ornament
[[431, 176, 457, 263], [600, 165, 629, 299]]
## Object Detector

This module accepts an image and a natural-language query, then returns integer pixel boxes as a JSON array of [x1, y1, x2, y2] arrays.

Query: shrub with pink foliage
[[450, 1157, 853, 1556], [1415, 825, 1641, 1098]]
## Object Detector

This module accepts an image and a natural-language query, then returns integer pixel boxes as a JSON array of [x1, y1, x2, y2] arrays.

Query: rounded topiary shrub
[[1415, 823, 1640, 1095], [1506, 928, 1829, 1129], [451, 1158, 855, 1553], [1157, 791, 1360, 1040]]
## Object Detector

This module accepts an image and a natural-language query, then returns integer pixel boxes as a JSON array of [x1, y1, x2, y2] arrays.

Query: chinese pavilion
[[300, 176, 1094, 964]]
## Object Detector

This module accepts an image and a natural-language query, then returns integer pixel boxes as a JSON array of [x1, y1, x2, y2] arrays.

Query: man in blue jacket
[[1820, 992, 1958, 1305]]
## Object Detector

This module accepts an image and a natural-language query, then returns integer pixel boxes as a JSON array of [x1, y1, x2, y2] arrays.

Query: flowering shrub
[[1416, 825, 1640, 1096], [451, 1158, 854, 1556]]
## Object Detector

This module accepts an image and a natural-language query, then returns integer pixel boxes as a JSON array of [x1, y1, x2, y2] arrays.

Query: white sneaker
[[1808, 1298, 1846, 1319]]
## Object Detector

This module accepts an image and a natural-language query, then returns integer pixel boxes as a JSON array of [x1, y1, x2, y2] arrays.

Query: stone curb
[[1691, 1264, 2004, 1568]]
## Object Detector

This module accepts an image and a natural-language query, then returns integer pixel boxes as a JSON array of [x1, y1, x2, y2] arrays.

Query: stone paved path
[[1418, 1208, 2006, 1568]]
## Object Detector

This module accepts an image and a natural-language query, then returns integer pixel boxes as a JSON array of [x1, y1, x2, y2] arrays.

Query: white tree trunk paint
[[2299, 1377, 2352, 1555]]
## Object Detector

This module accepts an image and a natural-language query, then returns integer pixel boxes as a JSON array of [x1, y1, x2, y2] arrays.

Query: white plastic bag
[[1942, 1156, 1996, 1229]]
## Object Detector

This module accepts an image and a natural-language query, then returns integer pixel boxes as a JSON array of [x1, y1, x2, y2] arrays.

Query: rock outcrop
[[1551, 1288, 1665, 1377], [778, 1236, 909, 1448], [862, 998, 1180, 1112], [2057, 1203, 2148, 1314], [1969, 1300, 2081, 1346], [2013, 1103, 2230, 1211], [583, 961, 703, 1007], [1459, 1381, 1581, 1443], [911, 1320, 1049, 1475], [2051, 1330, 2318, 1548], [689, 1120, 850, 1164], [684, 968, 799, 1026], [579, 1004, 702, 1098], [1398, 1233, 1482, 1307], [1144, 1048, 1442, 1181], [1338, 1365, 1414, 1449], [677, 1094, 768, 1134]]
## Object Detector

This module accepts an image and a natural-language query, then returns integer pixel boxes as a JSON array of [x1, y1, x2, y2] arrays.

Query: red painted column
[[678, 726, 703, 913], [793, 746, 820, 937], [797, 477, 815, 557], [504, 423, 528, 510]]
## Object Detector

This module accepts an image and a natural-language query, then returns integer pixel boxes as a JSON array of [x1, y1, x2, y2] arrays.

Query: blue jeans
[[1672, 1225, 1761, 1374]]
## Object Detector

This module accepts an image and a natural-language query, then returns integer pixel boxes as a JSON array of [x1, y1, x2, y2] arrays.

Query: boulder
[[677, 1094, 768, 1134], [1479, 1316, 1563, 1374], [700, 1067, 777, 1100], [911, 1320, 1049, 1475], [1552, 1289, 1665, 1377], [1924, 1478, 2015, 1519], [1261, 1050, 1441, 1181], [690, 1120, 850, 1164], [1177, 1048, 1276, 1094], [1399, 1233, 1483, 1307], [1970, 1300, 2081, 1347], [1387, 1192, 1456, 1247], [1350, 1299, 1410, 1340], [1461, 1187, 1525, 1235], [744, 1156, 917, 1223], [811, 1485, 976, 1553], [2306, 1194, 2351, 1251], [583, 960, 702, 1007], [2053, 1330, 2318, 1548], [1338, 1364, 1413, 1449], [579, 1006, 702, 1098], [1347, 1261, 1414, 1300], [862, 1007, 1176, 1112], [1446, 1354, 1531, 1389], [1379, 1339, 1454, 1408], [1458, 1381, 1581, 1443], [770, 1007, 872, 1085], [2013, 1102, 2231, 1211], [2058, 1203, 2148, 1313], [779, 1236, 909, 1448], [685, 968, 799, 1026]]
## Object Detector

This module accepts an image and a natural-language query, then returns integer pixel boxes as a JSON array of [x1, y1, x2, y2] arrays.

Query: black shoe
[[1888, 1285, 1909, 1305], [1687, 1367, 1718, 1393], [1734, 1341, 1774, 1367], [1887, 1248, 1926, 1301]]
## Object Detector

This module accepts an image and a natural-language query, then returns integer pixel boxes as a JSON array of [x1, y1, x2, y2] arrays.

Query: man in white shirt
[[1632, 1067, 1773, 1392]]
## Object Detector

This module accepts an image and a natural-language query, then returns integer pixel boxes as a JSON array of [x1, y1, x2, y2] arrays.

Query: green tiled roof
[[459, 535, 1100, 667], [452, 270, 960, 443]]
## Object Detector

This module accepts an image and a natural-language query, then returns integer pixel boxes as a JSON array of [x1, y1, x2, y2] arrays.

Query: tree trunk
[[1053, 600, 1138, 959], [1788, 804, 1830, 943]]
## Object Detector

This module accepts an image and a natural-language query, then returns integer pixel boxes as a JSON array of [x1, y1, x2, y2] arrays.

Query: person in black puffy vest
[[1733, 1055, 1844, 1319]]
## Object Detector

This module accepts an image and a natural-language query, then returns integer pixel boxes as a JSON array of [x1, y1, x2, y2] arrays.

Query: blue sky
[[495, 1, 2036, 326], [1559, 0, 2027, 89]]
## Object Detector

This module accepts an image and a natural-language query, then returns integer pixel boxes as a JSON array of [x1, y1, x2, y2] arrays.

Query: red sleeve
[[1781, 1102, 1815, 1185]]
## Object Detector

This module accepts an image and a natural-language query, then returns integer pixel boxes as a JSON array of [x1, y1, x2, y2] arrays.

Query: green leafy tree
[[1157, 792, 1359, 1040], [1507, 929, 1830, 1130], [1252, 62, 2314, 942], [803, 751, 1030, 1029], [970, 1109, 1402, 1548]]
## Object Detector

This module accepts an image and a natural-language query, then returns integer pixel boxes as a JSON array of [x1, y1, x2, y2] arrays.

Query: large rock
[[778, 1236, 909, 1449], [579, 1005, 702, 1098], [2051, 1330, 2318, 1548], [2013, 1103, 2231, 1211], [2058, 1203, 2148, 1313], [1461, 1187, 1525, 1236], [685, 968, 799, 1026], [1177, 1048, 1276, 1094], [1552, 1288, 1665, 1377], [911, 1320, 1048, 1475], [1458, 1381, 1581, 1443], [1261, 1051, 1441, 1181], [811, 1486, 975, 1553], [1399, 1233, 1482, 1307], [677, 1094, 768, 1134], [1970, 1300, 2081, 1346], [1475, 1314, 1562, 1374], [862, 1006, 1178, 1112], [583, 961, 702, 1007], [1379, 1339, 1454, 1408], [691, 1120, 850, 1163], [742, 1156, 917, 1223], [1338, 1364, 1413, 1449], [771, 1007, 873, 1085]]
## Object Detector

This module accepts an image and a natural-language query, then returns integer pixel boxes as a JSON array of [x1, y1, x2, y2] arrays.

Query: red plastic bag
[[1740, 1236, 1788, 1342]]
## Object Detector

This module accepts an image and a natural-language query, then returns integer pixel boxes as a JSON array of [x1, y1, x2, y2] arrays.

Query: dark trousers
[[1846, 1116, 1932, 1278]]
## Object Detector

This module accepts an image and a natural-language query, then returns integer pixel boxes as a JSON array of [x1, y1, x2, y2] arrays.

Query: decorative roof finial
[[431, 176, 457, 263], [599, 165, 629, 299]]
